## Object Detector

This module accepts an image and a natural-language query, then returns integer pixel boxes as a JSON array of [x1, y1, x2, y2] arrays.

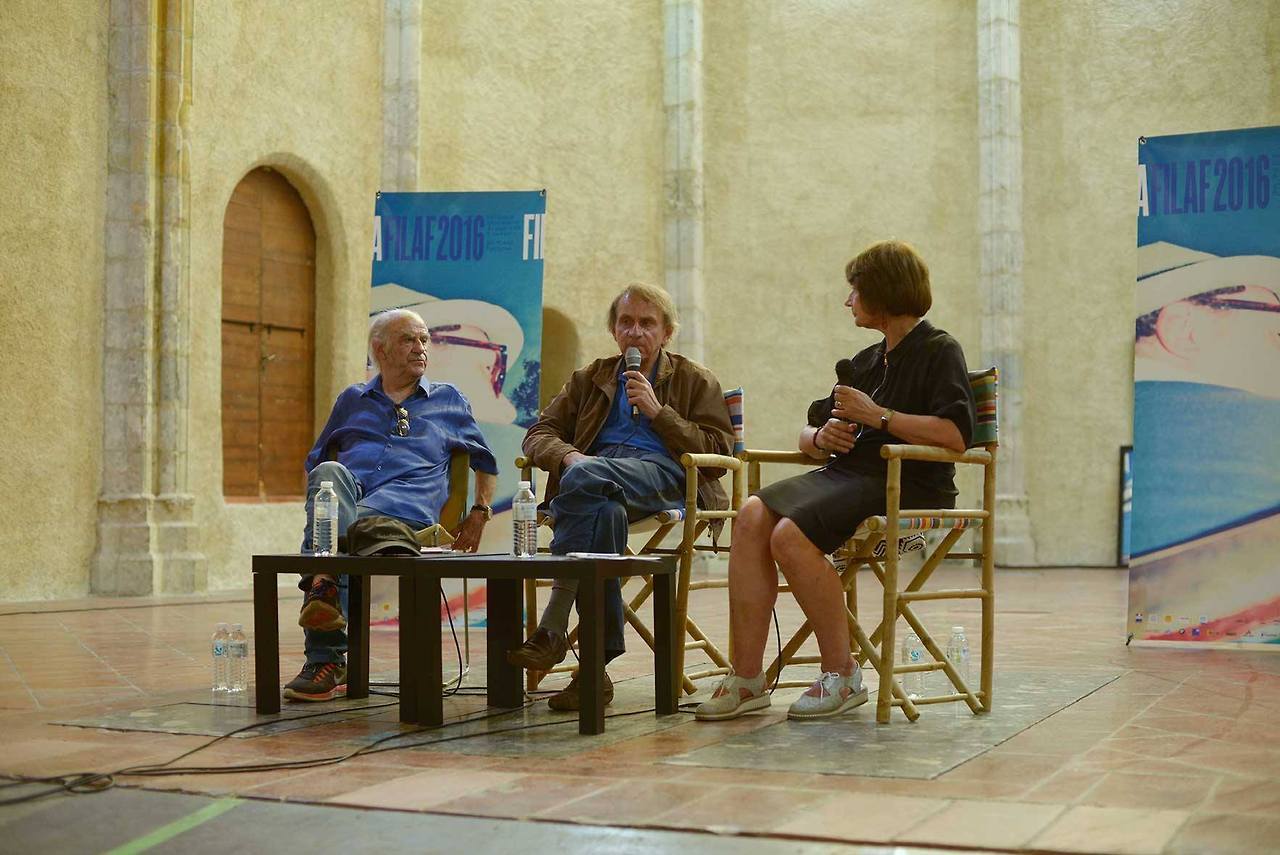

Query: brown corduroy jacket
[[522, 349, 734, 511]]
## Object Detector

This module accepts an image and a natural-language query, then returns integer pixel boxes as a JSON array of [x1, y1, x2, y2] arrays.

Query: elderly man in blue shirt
[[284, 308, 499, 702]]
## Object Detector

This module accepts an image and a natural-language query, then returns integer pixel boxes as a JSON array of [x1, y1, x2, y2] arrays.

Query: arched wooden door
[[221, 167, 316, 499]]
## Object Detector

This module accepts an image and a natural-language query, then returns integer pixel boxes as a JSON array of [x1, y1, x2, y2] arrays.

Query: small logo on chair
[[871, 533, 927, 559]]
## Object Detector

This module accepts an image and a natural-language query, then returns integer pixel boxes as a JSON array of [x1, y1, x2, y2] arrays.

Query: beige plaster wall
[[421, 0, 666, 386], [0, 1, 107, 599], [5, 1, 1279, 601], [188, 1, 385, 590], [1021, 0, 1280, 565], [703, 2, 980, 480]]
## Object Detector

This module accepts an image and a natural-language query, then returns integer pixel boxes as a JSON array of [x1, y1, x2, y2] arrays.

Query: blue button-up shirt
[[305, 376, 498, 527], [590, 363, 668, 457]]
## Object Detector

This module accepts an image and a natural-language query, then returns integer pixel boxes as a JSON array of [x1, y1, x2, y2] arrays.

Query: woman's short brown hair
[[845, 240, 932, 317], [605, 281, 680, 337]]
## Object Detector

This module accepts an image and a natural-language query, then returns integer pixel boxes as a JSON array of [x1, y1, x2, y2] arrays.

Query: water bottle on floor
[[512, 480, 537, 558], [211, 623, 230, 694], [947, 625, 971, 716], [227, 623, 249, 694], [900, 630, 924, 699], [312, 480, 339, 556]]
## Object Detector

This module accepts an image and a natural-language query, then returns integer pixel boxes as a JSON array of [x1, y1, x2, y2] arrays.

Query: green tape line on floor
[[103, 798, 241, 855]]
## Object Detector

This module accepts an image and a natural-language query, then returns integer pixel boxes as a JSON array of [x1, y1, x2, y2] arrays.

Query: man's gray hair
[[368, 308, 426, 367]]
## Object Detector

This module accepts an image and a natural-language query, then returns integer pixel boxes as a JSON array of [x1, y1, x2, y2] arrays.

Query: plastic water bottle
[[947, 625, 971, 715], [900, 630, 924, 699], [211, 623, 230, 694], [512, 480, 537, 557], [312, 480, 339, 555], [227, 623, 249, 694]]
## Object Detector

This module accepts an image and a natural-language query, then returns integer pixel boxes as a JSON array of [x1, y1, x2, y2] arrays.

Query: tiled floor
[[2, 567, 1279, 854]]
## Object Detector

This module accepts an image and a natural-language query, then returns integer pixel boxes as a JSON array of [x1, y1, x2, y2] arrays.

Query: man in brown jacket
[[508, 282, 734, 710]]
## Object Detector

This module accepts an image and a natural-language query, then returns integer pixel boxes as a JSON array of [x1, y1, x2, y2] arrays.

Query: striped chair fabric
[[968, 368, 998, 447], [723, 387, 745, 455]]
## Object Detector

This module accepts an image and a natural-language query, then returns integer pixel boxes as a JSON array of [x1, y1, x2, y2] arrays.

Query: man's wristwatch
[[470, 503, 493, 521], [880, 409, 895, 431]]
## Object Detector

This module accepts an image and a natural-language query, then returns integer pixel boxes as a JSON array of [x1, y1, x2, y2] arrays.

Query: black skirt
[[756, 465, 954, 555]]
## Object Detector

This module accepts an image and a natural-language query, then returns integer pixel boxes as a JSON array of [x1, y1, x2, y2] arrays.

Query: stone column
[[663, 0, 705, 362], [382, 0, 421, 192], [93, 0, 205, 595], [977, 0, 1036, 565]]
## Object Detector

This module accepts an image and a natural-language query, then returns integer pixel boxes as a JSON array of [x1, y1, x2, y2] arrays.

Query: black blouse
[[806, 319, 976, 497]]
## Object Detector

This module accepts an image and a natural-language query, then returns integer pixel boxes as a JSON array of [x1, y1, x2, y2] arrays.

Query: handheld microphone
[[834, 358, 858, 429], [625, 347, 642, 419], [835, 358, 856, 388]]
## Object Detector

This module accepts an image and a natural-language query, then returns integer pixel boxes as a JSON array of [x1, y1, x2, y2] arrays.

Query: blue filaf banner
[[370, 190, 546, 519], [1130, 127, 1280, 646]]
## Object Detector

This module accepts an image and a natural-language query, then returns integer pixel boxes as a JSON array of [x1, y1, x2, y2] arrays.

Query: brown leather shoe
[[548, 670, 613, 711], [505, 627, 568, 671]]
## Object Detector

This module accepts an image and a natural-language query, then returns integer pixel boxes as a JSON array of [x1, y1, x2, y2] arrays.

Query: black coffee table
[[251, 552, 679, 734]]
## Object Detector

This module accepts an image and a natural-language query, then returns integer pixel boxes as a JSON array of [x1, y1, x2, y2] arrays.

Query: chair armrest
[[738, 448, 817, 465], [879, 444, 993, 465], [514, 456, 534, 479], [679, 452, 743, 472]]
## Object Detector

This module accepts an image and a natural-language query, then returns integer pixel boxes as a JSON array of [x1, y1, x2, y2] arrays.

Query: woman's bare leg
[[727, 497, 782, 678], [770, 519, 854, 674]]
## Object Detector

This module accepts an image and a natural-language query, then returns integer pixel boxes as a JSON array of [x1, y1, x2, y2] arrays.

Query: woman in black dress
[[697, 240, 976, 722]]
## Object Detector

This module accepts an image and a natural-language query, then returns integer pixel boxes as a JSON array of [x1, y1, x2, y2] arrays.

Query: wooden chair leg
[[981, 456, 997, 711], [847, 611, 918, 722], [623, 600, 697, 694], [877, 460, 902, 724], [523, 578, 539, 692], [673, 546, 695, 696]]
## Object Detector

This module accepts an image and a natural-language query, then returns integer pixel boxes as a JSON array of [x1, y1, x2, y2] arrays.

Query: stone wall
[[1020, 0, 1280, 564], [186, 1, 385, 590], [0, 1, 108, 599], [2, 0, 1278, 598]]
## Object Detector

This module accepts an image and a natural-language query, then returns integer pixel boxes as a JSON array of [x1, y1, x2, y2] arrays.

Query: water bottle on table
[[210, 622, 230, 694], [227, 623, 249, 694], [512, 480, 537, 558], [312, 480, 339, 556]]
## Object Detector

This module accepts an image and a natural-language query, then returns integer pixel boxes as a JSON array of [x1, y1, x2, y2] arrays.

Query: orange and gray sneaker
[[283, 662, 347, 702], [298, 576, 345, 631]]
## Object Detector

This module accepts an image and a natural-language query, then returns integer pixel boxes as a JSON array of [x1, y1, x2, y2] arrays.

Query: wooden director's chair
[[515, 388, 746, 696], [740, 368, 999, 724]]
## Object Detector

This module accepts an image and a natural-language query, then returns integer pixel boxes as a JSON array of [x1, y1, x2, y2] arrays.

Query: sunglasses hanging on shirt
[[394, 406, 410, 437]]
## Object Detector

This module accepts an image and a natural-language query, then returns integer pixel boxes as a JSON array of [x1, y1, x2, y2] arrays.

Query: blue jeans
[[299, 461, 381, 665], [548, 448, 686, 659]]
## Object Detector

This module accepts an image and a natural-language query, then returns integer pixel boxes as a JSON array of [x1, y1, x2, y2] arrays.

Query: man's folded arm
[[521, 381, 582, 478]]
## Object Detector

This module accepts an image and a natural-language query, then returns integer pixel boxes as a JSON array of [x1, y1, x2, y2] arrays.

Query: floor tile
[[1080, 771, 1217, 811], [535, 779, 710, 824], [431, 774, 609, 818], [895, 799, 1064, 849], [647, 783, 831, 834], [773, 791, 950, 842], [327, 769, 525, 810], [1030, 805, 1188, 854], [1167, 811, 1280, 855], [1203, 774, 1280, 815]]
